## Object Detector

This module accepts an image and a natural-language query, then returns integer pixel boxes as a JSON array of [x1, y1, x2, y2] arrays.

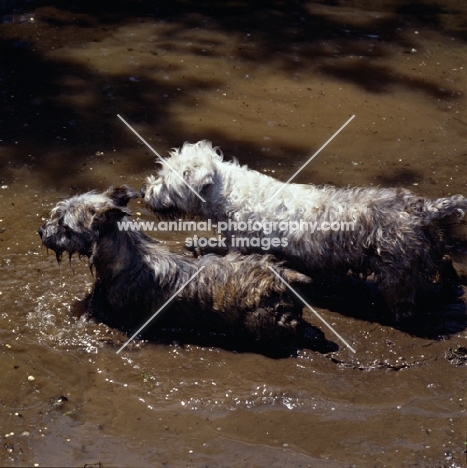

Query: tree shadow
[[318, 61, 460, 99], [0, 0, 465, 188]]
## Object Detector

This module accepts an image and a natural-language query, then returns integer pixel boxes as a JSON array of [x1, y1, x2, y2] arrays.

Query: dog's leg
[[241, 299, 331, 351], [377, 267, 417, 322], [438, 255, 464, 299]]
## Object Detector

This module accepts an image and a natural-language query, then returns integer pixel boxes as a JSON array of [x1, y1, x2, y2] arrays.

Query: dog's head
[[141, 140, 221, 214], [38, 186, 138, 261]]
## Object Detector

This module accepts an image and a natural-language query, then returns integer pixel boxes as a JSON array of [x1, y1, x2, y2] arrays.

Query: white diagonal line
[[116, 266, 205, 354], [117, 114, 206, 203], [266, 114, 355, 203], [268, 266, 356, 353]]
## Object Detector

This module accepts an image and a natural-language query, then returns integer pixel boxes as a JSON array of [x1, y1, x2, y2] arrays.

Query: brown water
[[1, 1, 467, 467]]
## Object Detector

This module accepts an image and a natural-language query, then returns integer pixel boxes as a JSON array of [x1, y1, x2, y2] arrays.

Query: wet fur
[[142, 140, 467, 321], [39, 186, 333, 353]]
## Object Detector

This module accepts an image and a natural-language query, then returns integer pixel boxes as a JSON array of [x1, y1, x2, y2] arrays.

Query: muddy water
[[1, 1, 467, 467]]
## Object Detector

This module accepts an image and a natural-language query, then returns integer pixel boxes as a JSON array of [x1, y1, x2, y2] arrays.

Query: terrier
[[38, 186, 333, 354], [141, 140, 467, 322]]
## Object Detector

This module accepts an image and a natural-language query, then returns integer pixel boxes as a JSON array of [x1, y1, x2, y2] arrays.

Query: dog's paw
[[392, 302, 416, 323]]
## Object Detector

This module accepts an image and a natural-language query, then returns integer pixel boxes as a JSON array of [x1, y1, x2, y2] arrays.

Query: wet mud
[[1, 1, 467, 467]]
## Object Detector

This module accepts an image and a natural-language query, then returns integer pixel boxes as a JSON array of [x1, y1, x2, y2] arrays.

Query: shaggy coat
[[38, 186, 331, 352], [142, 140, 467, 321]]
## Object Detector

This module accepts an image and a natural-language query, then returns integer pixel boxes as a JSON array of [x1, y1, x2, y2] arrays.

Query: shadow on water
[[0, 0, 465, 187], [72, 296, 339, 360], [302, 275, 467, 339], [375, 167, 423, 186]]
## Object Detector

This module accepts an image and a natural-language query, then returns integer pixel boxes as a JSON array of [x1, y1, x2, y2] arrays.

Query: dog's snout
[[38, 226, 44, 238], [140, 186, 146, 198]]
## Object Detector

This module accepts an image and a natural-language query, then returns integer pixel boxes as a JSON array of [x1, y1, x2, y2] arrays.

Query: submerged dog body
[[39, 186, 330, 351], [142, 140, 467, 320]]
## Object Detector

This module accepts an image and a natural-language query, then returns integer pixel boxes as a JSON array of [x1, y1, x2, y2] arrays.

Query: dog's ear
[[105, 185, 139, 207], [154, 158, 165, 168], [183, 168, 214, 193], [92, 206, 131, 229]]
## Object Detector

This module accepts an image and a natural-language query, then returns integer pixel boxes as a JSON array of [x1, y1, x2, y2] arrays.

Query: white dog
[[142, 140, 467, 322]]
